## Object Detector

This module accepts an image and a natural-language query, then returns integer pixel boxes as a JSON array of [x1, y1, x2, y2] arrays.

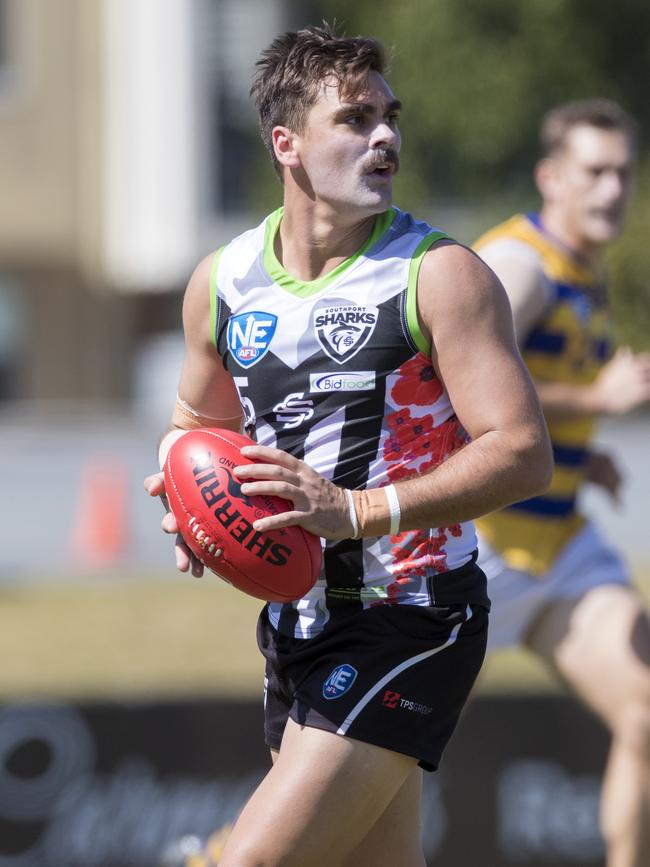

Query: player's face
[[547, 125, 635, 250], [294, 71, 401, 215]]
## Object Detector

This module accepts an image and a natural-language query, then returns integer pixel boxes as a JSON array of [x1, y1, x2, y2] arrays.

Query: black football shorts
[[258, 600, 488, 771]]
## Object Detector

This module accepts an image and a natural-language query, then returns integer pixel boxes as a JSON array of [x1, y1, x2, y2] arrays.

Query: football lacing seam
[[187, 515, 222, 558]]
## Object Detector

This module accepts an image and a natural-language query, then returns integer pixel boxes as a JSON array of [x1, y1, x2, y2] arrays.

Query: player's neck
[[538, 206, 604, 267], [276, 195, 379, 282]]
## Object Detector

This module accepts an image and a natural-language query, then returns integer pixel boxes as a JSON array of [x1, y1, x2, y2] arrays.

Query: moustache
[[363, 148, 400, 173]]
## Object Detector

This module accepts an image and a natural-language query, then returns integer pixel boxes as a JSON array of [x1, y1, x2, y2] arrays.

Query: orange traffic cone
[[70, 453, 129, 570]]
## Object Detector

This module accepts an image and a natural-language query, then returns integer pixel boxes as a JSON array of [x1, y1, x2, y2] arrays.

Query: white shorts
[[478, 522, 630, 650]]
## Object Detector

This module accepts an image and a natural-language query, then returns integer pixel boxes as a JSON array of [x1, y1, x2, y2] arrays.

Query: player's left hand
[[144, 471, 206, 576], [585, 450, 623, 505], [236, 444, 354, 540]]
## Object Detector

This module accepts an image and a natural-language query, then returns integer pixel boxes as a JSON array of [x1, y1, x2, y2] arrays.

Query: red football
[[164, 428, 322, 602]]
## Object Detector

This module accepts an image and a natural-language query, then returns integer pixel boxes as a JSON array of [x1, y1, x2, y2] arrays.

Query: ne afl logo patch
[[314, 302, 378, 364], [322, 663, 358, 699], [227, 311, 277, 368]]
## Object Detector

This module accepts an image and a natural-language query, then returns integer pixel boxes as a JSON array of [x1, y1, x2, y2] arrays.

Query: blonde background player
[[145, 25, 551, 867], [474, 99, 650, 867]]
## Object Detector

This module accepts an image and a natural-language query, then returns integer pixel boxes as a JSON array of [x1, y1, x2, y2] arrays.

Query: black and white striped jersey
[[211, 206, 485, 638]]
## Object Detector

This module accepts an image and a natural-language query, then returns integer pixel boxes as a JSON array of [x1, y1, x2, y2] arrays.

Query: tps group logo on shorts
[[382, 690, 433, 715], [322, 664, 358, 699], [227, 311, 277, 368], [382, 690, 401, 709]]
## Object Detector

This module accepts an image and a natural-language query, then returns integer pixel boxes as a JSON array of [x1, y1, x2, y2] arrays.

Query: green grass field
[[2, 569, 648, 701]]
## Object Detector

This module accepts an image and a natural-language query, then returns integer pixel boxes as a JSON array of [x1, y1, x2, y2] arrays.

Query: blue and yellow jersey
[[474, 213, 612, 574]]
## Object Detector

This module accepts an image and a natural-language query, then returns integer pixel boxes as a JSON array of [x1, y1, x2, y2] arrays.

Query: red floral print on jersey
[[379, 352, 470, 585], [419, 419, 466, 468], [384, 411, 435, 461], [386, 463, 417, 483], [385, 575, 414, 603], [391, 352, 443, 407], [382, 532, 450, 580], [386, 526, 462, 582], [383, 414, 466, 478], [387, 407, 412, 431]]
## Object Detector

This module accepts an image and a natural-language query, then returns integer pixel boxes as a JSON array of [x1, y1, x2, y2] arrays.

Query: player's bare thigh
[[340, 764, 426, 867], [271, 744, 425, 866], [524, 584, 650, 727], [218, 717, 422, 867]]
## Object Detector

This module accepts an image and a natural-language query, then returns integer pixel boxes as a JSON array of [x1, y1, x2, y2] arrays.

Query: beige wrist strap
[[171, 396, 243, 431]]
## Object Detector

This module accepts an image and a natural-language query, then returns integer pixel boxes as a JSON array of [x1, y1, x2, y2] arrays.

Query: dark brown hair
[[251, 23, 387, 176], [540, 98, 638, 157]]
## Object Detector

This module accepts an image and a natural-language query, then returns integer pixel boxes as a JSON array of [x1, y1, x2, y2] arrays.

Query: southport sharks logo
[[314, 300, 379, 364]]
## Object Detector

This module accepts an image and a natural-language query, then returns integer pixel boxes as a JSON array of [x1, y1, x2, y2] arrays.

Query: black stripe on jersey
[[321, 296, 407, 630], [400, 281, 421, 356], [321, 367, 386, 626], [215, 298, 234, 372], [275, 423, 309, 636], [277, 294, 412, 634]]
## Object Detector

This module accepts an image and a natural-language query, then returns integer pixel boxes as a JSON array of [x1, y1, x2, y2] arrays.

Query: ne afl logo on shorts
[[227, 311, 277, 368], [322, 664, 358, 699], [314, 301, 378, 364]]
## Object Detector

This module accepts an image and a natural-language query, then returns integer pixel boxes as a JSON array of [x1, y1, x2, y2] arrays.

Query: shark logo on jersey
[[227, 311, 277, 368], [314, 302, 379, 364]]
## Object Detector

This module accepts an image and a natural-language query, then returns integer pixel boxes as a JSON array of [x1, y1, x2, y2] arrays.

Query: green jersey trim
[[262, 206, 397, 299], [405, 231, 449, 354], [209, 246, 225, 347]]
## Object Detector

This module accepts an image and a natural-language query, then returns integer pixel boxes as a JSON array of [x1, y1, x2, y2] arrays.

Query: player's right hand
[[592, 347, 650, 414], [144, 471, 205, 577]]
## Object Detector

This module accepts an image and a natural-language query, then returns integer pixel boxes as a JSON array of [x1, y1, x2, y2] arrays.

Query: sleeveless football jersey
[[211, 205, 485, 638], [474, 213, 612, 574]]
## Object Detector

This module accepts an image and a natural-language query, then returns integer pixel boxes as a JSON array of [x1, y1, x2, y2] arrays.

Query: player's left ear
[[272, 126, 301, 170]]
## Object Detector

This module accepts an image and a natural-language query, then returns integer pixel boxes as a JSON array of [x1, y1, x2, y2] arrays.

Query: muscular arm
[[144, 252, 243, 573], [173, 253, 244, 431], [353, 243, 552, 533], [153, 254, 243, 463], [482, 246, 650, 420]]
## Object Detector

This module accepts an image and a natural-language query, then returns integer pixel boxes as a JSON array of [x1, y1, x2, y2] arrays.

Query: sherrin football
[[164, 428, 322, 602]]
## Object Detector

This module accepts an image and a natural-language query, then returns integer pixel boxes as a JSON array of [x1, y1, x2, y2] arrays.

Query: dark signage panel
[[0, 697, 608, 866]]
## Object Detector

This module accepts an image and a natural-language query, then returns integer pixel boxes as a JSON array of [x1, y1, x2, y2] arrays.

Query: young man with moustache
[[145, 25, 551, 866]]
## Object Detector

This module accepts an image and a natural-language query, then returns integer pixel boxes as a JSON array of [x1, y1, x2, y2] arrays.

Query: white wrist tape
[[344, 488, 360, 540], [384, 484, 401, 535], [158, 429, 189, 470]]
